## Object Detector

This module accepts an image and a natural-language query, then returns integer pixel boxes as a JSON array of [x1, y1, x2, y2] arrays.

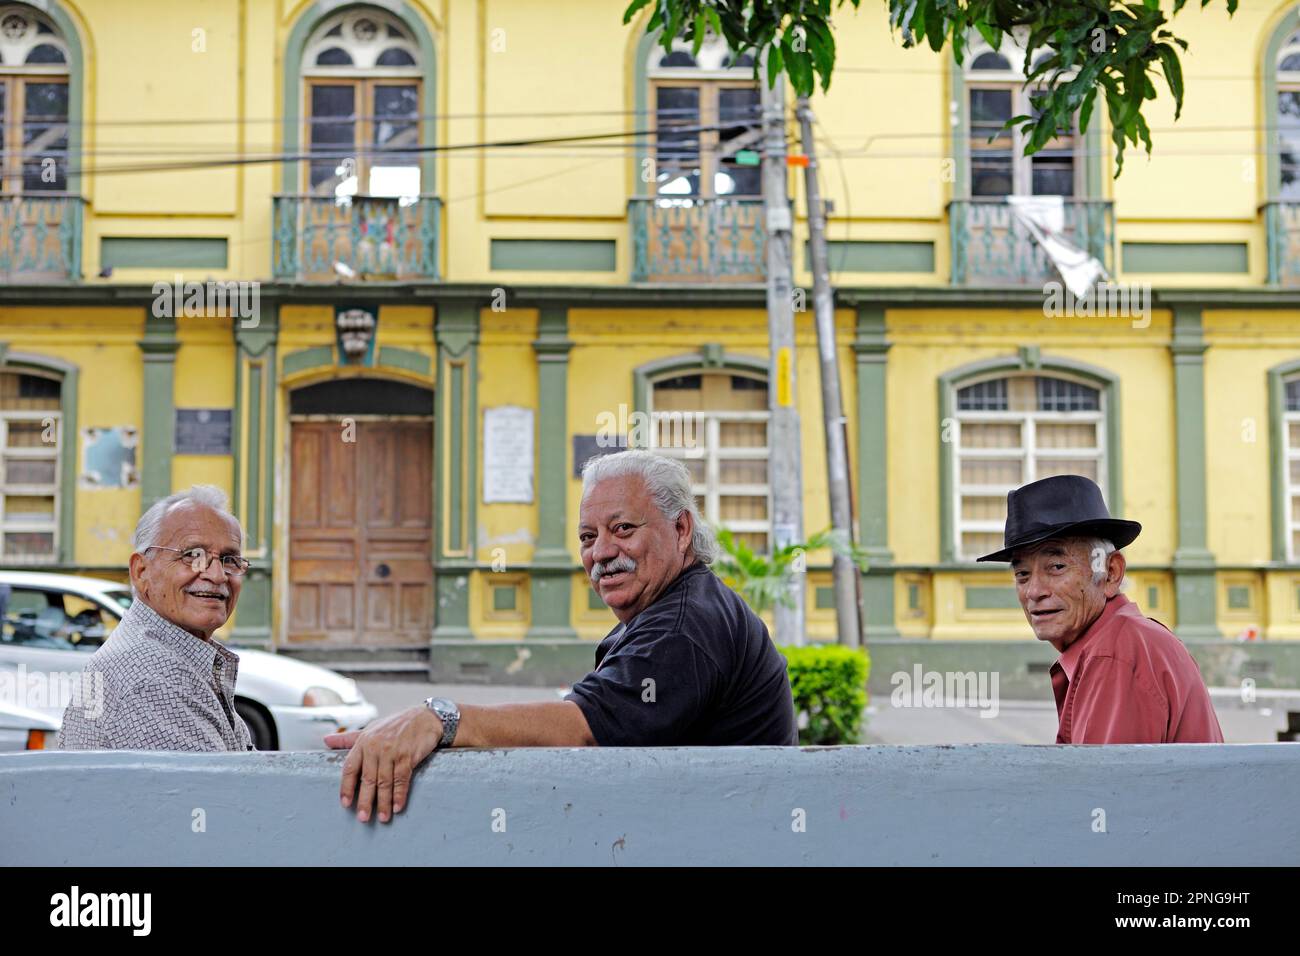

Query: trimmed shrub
[[778, 644, 870, 746]]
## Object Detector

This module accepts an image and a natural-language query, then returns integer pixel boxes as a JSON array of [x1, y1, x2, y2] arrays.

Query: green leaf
[[1155, 42, 1185, 119], [621, 0, 651, 26], [766, 41, 784, 89]]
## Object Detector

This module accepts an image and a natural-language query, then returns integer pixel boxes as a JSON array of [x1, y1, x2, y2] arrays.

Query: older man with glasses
[[58, 485, 255, 752]]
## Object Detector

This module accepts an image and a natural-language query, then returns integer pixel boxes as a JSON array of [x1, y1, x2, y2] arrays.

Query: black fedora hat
[[976, 475, 1141, 563]]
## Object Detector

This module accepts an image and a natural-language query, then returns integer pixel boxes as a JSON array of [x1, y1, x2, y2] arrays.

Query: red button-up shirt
[[1049, 593, 1223, 744]]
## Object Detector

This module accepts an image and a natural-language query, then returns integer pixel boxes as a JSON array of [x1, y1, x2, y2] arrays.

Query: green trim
[[1268, 357, 1300, 561], [281, 1, 438, 195], [1, 349, 78, 563], [490, 239, 616, 272], [1121, 242, 1248, 274], [101, 238, 228, 270], [1227, 585, 1252, 610], [631, 348, 769, 425], [965, 585, 1021, 610], [376, 345, 431, 377], [230, 565, 272, 647], [529, 307, 576, 639], [36, 1, 84, 200], [1171, 305, 1219, 638], [854, 305, 898, 638], [433, 302, 479, 574], [805, 241, 934, 274], [138, 312, 179, 508], [1265, 9, 1300, 202], [492, 584, 517, 611], [937, 352, 1123, 563], [587, 588, 607, 611], [432, 570, 473, 642], [814, 585, 835, 610], [282, 345, 334, 376]]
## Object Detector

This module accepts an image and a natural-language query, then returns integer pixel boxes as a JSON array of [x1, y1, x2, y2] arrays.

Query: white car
[[0, 571, 378, 751]]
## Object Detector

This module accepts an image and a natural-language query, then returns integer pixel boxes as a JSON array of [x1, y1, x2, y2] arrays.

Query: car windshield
[[1, 586, 119, 651], [104, 589, 133, 612]]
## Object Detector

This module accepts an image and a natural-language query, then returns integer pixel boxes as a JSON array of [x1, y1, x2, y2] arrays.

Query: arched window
[[647, 369, 770, 553], [0, 367, 62, 562], [965, 39, 1078, 197], [302, 7, 422, 198], [648, 35, 760, 198], [0, 4, 71, 193], [952, 373, 1106, 560], [1276, 30, 1300, 199]]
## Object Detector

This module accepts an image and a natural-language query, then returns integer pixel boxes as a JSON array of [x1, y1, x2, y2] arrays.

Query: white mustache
[[590, 556, 636, 583]]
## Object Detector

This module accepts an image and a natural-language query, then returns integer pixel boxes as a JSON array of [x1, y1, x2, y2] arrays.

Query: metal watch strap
[[424, 697, 460, 749]]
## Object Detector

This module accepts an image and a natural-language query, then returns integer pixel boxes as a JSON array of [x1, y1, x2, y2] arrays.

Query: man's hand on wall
[[328, 706, 443, 823]]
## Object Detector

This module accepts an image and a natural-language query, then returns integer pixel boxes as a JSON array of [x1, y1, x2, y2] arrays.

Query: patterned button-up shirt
[[57, 598, 254, 752]]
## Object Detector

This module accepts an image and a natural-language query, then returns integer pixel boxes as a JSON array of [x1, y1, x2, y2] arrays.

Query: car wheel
[[235, 699, 276, 751]]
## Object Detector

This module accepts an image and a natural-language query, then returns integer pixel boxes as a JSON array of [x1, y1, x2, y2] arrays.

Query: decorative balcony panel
[[273, 194, 441, 281], [629, 197, 766, 283], [949, 198, 1114, 287], [0, 195, 84, 283], [1264, 201, 1300, 285]]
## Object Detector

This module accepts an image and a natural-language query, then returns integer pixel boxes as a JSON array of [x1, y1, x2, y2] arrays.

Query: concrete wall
[[2, 746, 1297, 866]]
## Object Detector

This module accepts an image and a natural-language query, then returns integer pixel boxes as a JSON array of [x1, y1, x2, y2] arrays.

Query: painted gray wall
[[2, 746, 1297, 866]]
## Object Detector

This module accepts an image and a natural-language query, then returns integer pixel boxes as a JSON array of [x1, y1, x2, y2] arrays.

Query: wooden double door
[[288, 419, 433, 646]]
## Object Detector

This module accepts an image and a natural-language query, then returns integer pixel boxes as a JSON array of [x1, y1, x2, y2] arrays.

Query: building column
[[527, 307, 578, 639], [231, 303, 278, 647], [1171, 305, 1220, 638], [138, 311, 178, 510], [432, 302, 479, 642], [854, 305, 900, 639]]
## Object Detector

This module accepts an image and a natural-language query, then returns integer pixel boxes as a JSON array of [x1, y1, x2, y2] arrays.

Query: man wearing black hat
[[980, 475, 1222, 744]]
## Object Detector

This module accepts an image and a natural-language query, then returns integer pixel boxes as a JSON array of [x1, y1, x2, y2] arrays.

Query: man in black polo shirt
[[329, 450, 797, 823]]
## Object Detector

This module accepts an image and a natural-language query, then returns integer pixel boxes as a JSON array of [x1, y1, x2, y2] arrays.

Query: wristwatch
[[423, 697, 460, 749]]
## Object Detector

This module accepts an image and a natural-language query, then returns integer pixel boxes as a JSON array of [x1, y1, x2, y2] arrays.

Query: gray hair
[[132, 485, 243, 554], [581, 450, 718, 565]]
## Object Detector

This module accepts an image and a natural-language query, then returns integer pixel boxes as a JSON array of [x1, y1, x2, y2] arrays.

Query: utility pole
[[761, 72, 805, 647], [796, 95, 862, 647]]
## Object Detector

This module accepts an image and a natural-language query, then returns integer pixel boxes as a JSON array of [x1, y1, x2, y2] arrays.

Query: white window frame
[[952, 373, 1106, 561], [0, 391, 61, 564], [1284, 376, 1300, 561], [646, 372, 772, 553]]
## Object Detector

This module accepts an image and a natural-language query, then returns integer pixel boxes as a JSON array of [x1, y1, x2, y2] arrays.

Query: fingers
[[325, 730, 362, 750], [377, 754, 395, 824], [339, 744, 362, 810], [355, 745, 379, 823], [392, 755, 413, 815]]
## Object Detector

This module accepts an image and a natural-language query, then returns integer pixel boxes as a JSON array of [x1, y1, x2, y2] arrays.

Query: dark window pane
[[1036, 377, 1099, 412], [324, 23, 343, 38], [971, 51, 1011, 70], [655, 86, 700, 195], [25, 44, 65, 64], [22, 82, 68, 192], [289, 378, 433, 415], [656, 374, 702, 390], [1282, 53, 1300, 71], [731, 375, 766, 391], [315, 47, 354, 66], [723, 52, 755, 69], [957, 379, 1008, 411], [309, 85, 356, 191], [376, 48, 416, 67], [717, 87, 761, 196], [659, 51, 697, 67], [1285, 379, 1300, 412], [970, 88, 1013, 197], [18, 374, 60, 400], [371, 84, 420, 194], [1032, 151, 1075, 196], [1281, 92, 1300, 199]]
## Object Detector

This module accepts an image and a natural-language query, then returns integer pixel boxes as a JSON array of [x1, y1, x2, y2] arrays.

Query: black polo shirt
[[565, 561, 798, 746]]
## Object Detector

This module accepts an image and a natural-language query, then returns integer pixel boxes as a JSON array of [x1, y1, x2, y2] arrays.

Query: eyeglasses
[[145, 546, 250, 577]]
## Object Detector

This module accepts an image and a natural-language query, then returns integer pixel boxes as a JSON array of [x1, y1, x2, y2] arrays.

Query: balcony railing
[[1263, 201, 1300, 284], [0, 194, 84, 282], [629, 197, 766, 282], [272, 194, 441, 281], [949, 198, 1114, 287]]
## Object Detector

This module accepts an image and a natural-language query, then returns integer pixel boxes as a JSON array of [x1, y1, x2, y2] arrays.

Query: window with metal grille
[[0, 4, 71, 194], [649, 370, 770, 554], [953, 374, 1105, 560], [0, 370, 61, 562]]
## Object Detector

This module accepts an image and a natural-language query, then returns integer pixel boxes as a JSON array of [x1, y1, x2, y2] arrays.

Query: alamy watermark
[[1043, 280, 1151, 329], [596, 404, 704, 451], [151, 275, 260, 329], [0, 663, 104, 719], [889, 665, 1000, 719]]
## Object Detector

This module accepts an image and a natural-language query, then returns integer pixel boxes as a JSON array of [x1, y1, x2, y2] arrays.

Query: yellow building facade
[[3, 0, 1300, 682]]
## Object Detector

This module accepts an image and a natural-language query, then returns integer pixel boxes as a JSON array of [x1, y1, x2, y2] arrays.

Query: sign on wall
[[174, 409, 233, 455], [79, 427, 138, 489], [482, 405, 533, 503]]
